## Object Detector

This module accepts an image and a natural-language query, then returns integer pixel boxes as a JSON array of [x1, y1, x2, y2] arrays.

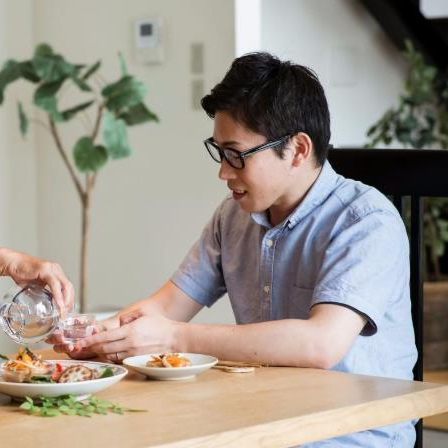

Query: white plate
[[123, 353, 218, 381], [0, 360, 127, 399]]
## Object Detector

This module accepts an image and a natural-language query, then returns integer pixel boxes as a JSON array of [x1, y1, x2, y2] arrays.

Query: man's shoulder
[[331, 176, 400, 222]]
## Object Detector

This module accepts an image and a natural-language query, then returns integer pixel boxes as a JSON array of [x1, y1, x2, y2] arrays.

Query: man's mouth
[[230, 187, 247, 200]]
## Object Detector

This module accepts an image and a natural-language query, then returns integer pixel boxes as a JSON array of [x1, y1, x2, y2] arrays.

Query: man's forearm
[[102, 280, 202, 330], [177, 319, 329, 368]]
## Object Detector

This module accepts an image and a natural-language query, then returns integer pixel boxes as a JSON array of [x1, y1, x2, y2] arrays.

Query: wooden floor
[[424, 369, 448, 431]]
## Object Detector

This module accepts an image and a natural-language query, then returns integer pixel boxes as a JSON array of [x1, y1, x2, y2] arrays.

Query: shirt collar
[[251, 161, 340, 230]]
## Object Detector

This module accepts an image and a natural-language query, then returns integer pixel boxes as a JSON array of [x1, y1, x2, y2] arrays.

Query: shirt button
[[264, 285, 270, 293], [266, 239, 273, 248]]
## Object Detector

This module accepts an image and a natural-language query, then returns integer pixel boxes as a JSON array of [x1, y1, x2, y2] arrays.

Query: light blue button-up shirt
[[172, 161, 417, 447]]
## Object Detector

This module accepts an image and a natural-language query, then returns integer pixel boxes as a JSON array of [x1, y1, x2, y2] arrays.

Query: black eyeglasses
[[203, 135, 291, 169]]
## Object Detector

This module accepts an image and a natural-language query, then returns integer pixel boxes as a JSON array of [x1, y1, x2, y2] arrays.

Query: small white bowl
[[123, 353, 218, 381]]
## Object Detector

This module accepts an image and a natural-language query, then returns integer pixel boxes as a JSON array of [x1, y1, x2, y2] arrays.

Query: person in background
[[0, 247, 73, 312], [53, 52, 417, 447]]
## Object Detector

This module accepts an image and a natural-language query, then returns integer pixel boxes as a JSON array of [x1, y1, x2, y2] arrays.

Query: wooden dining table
[[1, 349, 448, 447]]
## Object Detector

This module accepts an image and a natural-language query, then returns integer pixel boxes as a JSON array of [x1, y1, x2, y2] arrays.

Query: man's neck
[[268, 165, 322, 227]]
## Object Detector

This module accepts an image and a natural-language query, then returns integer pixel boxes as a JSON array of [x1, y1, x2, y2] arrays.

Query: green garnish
[[0, 354, 8, 361], [30, 376, 54, 383], [19, 394, 146, 417], [99, 367, 114, 378]]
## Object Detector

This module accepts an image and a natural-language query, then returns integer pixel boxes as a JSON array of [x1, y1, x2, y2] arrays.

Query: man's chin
[[237, 201, 267, 215]]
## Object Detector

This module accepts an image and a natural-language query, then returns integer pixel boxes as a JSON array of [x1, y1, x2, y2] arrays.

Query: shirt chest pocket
[[288, 285, 314, 319]]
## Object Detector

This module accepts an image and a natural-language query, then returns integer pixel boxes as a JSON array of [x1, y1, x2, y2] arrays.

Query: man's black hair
[[201, 52, 331, 166]]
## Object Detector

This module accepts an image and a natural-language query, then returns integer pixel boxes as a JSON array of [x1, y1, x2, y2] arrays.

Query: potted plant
[[366, 39, 448, 280], [0, 43, 158, 312], [366, 39, 448, 369]]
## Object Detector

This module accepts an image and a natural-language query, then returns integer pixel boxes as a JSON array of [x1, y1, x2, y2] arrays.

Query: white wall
[[0, 0, 38, 256], [235, 0, 261, 55], [0, 0, 39, 352], [260, 0, 407, 147], [31, 0, 235, 323]]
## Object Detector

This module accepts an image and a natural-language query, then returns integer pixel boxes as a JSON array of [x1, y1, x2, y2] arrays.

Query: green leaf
[[118, 102, 159, 125], [17, 101, 29, 136], [73, 136, 108, 172], [34, 43, 54, 58], [0, 59, 22, 104], [18, 393, 147, 417], [60, 100, 94, 121], [81, 60, 101, 81], [19, 402, 33, 410], [30, 376, 54, 383], [99, 367, 114, 378], [19, 61, 40, 83], [0, 353, 9, 360], [102, 110, 132, 159], [102, 75, 146, 112], [32, 52, 77, 83], [33, 79, 65, 120], [42, 408, 61, 417], [71, 76, 92, 92]]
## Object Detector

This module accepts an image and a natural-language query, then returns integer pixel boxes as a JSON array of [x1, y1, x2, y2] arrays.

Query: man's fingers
[[78, 326, 127, 349], [119, 309, 143, 326], [53, 343, 74, 353], [89, 339, 131, 356]]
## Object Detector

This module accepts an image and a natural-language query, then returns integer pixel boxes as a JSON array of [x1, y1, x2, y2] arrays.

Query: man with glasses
[[59, 52, 416, 447]]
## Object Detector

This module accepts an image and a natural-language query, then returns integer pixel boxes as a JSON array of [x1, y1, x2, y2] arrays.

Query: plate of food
[[123, 352, 218, 381], [0, 348, 127, 399]]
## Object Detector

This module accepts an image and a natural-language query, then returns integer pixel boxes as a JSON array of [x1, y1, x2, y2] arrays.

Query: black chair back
[[328, 147, 448, 448]]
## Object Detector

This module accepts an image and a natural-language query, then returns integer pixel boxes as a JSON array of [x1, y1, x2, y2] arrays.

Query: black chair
[[328, 147, 448, 448]]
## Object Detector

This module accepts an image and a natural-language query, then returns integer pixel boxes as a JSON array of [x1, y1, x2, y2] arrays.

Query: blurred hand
[[77, 308, 179, 363], [0, 247, 74, 313]]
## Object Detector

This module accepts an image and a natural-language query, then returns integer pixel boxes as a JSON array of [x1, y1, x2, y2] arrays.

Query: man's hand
[[0, 247, 74, 313], [77, 308, 180, 363]]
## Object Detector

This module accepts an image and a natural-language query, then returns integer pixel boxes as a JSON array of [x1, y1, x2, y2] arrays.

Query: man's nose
[[218, 159, 236, 180]]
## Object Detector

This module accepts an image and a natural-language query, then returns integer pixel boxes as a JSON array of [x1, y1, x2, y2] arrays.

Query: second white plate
[[123, 353, 218, 381]]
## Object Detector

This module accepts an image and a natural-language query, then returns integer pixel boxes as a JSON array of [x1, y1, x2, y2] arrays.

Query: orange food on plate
[[0, 347, 54, 383], [146, 353, 191, 368]]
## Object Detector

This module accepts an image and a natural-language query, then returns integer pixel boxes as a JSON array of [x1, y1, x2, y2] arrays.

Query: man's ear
[[290, 132, 313, 167]]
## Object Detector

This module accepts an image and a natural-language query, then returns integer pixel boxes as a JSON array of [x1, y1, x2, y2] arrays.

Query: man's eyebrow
[[213, 139, 241, 147]]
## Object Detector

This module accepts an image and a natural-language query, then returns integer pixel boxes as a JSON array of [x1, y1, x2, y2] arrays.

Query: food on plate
[[0, 347, 114, 384], [146, 353, 191, 368], [0, 347, 53, 383], [57, 365, 96, 383]]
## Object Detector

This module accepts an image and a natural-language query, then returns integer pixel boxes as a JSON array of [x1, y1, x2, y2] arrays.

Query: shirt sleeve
[[171, 200, 228, 307], [312, 208, 410, 336]]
